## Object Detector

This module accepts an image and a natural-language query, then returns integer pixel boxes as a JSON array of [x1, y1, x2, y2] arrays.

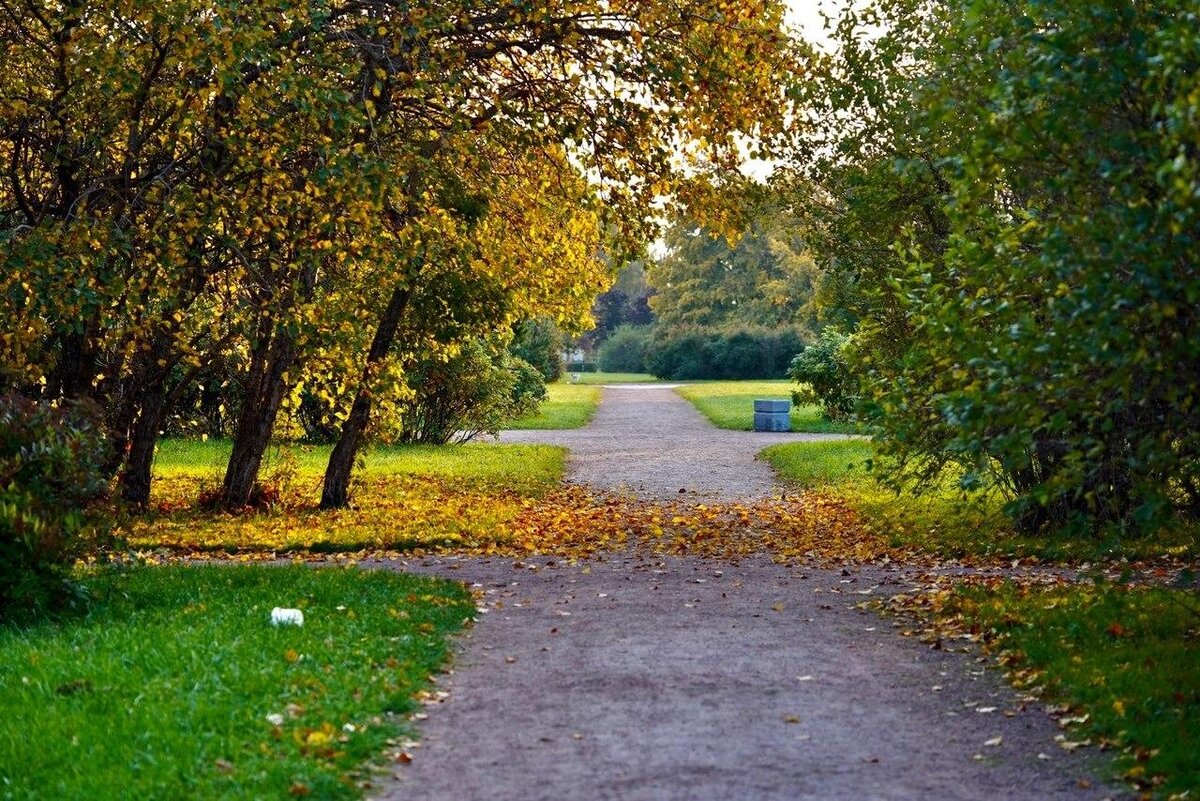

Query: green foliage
[[0, 564, 472, 800], [644, 328, 804, 380], [788, 330, 856, 421], [799, 0, 1200, 535], [649, 211, 820, 332], [511, 318, 566, 382], [0, 396, 112, 619], [397, 342, 547, 445], [597, 325, 653, 373]]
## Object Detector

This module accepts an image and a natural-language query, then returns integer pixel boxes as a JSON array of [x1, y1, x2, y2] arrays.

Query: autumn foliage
[[0, 1, 804, 515]]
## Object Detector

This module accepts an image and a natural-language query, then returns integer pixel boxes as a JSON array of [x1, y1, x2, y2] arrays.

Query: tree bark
[[220, 263, 317, 508], [118, 378, 169, 505], [320, 284, 412, 509]]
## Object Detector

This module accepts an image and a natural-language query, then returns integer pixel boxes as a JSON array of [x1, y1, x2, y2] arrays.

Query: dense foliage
[[796, 0, 1199, 534], [0, 396, 111, 618], [597, 325, 654, 373], [397, 342, 546, 445], [649, 211, 819, 333], [788, 330, 855, 422], [511, 318, 566, 383], [644, 327, 804, 380], [0, 1, 804, 509]]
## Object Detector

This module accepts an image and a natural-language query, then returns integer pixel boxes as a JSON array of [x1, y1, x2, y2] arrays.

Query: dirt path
[[371, 387, 1119, 800], [499, 385, 849, 500], [374, 554, 1112, 801]]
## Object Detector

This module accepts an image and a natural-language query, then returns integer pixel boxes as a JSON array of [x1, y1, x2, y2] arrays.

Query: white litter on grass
[[271, 607, 304, 626]]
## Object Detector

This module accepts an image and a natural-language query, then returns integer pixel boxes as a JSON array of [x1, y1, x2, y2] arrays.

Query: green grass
[[560, 371, 660, 385], [506, 383, 602, 430], [675, 380, 857, 434], [761, 440, 1199, 562], [154, 439, 565, 495], [950, 583, 1200, 795], [0, 564, 473, 800]]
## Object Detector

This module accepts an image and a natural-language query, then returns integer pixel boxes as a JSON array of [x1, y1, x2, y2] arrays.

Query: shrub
[[597, 325, 652, 373], [789, 330, 856, 421], [645, 328, 805, 380], [398, 342, 547, 444], [0, 395, 112, 619], [510, 318, 565, 382]]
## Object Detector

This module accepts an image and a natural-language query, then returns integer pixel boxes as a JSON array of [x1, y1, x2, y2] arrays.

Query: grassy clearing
[[0, 564, 472, 801], [947, 583, 1200, 796], [561, 371, 659, 385], [761, 440, 1199, 562], [140, 440, 567, 553], [506, 383, 602, 430], [675, 380, 857, 434], [154, 439, 565, 495]]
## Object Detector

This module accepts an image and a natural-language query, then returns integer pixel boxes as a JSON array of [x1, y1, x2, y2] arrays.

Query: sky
[[786, 0, 840, 50]]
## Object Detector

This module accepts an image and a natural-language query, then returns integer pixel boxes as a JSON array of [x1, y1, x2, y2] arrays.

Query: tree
[[795, 0, 1200, 533], [0, 0, 806, 513], [648, 209, 820, 332]]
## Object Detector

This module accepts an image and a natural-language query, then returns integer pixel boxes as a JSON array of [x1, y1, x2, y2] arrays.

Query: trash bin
[[753, 399, 791, 432]]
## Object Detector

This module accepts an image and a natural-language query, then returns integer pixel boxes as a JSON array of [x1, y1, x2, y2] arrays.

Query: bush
[[398, 342, 547, 444], [597, 325, 652, 373], [789, 330, 856, 421], [0, 395, 112, 619], [644, 328, 805, 380], [510, 318, 565, 382]]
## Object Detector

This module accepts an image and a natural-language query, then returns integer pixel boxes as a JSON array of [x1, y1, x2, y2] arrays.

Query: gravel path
[[370, 387, 1119, 800], [499, 385, 849, 500], [374, 554, 1112, 801]]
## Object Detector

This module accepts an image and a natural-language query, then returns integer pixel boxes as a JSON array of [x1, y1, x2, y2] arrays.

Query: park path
[[498, 384, 849, 500], [371, 386, 1117, 801]]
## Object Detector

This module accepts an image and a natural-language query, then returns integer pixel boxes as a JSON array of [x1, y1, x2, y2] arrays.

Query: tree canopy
[[0, 0, 805, 507], [790, 0, 1200, 534]]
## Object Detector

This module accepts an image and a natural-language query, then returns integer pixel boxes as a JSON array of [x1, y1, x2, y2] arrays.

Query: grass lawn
[[0, 564, 473, 800], [154, 439, 564, 495], [761, 440, 1199, 562], [506, 383, 602, 430], [138, 439, 568, 554], [675, 380, 857, 434], [945, 582, 1200, 796], [560, 371, 660, 385]]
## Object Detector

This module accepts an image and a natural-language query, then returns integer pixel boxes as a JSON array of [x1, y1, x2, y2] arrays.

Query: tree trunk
[[320, 284, 412, 509], [220, 326, 299, 508], [118, 378, 169, 505], [220, 264, 317, 509]]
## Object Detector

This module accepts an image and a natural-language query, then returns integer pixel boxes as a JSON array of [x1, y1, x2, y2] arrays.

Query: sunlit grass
[[761, 440, 1199, 562], [0, 565, 472, 801], [506, 383, 601, 429], [154, 439, 565, 495], [676, 380, 857, 434], [567, 371, 660, 384], [947, 583, 1200, 796]]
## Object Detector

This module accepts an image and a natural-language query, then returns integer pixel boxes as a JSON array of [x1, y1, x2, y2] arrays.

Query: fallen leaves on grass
[[131, 476, 908, 565], [880, 576, 1200, 797]]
